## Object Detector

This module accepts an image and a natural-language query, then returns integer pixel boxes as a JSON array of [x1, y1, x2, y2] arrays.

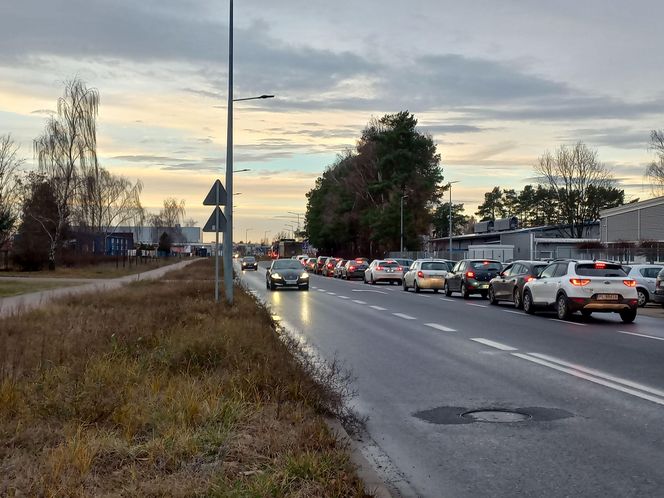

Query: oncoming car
[[240, 256, 258, 271], [266, 258, 310, 291], [522, 260, 638, 323]]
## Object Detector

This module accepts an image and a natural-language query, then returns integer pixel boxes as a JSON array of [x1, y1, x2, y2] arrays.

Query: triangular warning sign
[[203, 179, 227, 206], [203, 207, 227, 232]]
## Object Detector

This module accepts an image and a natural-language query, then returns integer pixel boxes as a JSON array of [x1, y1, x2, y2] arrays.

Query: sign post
[[203, 180, 228, 302]]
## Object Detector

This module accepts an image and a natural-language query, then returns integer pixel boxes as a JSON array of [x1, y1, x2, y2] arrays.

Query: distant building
[[113, 225, 202, 244], [600, 196, 664, 244]]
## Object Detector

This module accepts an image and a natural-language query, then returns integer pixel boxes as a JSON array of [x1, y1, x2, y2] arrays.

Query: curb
[[325, 417, 394, 498]]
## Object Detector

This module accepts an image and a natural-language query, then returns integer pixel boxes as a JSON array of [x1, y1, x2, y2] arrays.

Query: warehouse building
[[600, 195, 664, 243]]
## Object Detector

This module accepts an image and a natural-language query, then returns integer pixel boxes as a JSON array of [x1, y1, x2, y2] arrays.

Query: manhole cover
[[461, 409, 531, 423]]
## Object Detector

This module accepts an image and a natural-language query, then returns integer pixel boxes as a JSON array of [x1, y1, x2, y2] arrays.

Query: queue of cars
[[266, 255, 664, 324]]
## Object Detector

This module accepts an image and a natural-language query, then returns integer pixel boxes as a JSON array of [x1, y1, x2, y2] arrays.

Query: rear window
[[641, 267, 662, 278], [470, 261, 502, 271], [380, 262, 399, 268], [422, 262, 449, 271], [575, 263, 626, 277]]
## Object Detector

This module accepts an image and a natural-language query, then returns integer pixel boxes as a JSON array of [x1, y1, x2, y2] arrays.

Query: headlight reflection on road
[[300, 290, 310, 326]]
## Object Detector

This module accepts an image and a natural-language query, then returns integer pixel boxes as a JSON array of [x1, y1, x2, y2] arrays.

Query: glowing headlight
[[272, 273, 282, 279], [301, 272, 309, 279]]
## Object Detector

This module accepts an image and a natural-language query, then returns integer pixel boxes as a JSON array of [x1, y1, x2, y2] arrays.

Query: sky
[[1, 0, 663, 243]]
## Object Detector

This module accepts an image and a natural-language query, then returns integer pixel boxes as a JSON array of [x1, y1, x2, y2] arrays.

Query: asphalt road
[[240, 262, 664, 497]]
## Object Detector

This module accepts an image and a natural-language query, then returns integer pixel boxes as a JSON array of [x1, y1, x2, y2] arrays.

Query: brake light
[[327, 263, 333, 268], [595, 262, 606, 269], [376, 266, 383, 271], [570, 278, 591, 286], [417, 271, 424, 278], [525, 276, 535, 283], [396, 267, 402, 272], [349, 266, 356, 271], [623, 279, 637, 287], [466, 271, 475, 278]]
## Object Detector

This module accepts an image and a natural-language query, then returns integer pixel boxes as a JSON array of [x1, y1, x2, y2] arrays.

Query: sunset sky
[[1, 0, 663, 242]]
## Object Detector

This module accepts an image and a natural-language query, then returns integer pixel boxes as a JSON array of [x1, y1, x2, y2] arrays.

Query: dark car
[[488, 260, 548, 308], [240, 255, 258, 271], [315, 256, 330, 275], [653, 267, 664, 308], [305, 257, 317, 272], [333, 259, 347, 278], [444, 259, 502, 299], [266, 258, 310, 291], [341, 259, 369, 280], [322, 257, 341, 277]]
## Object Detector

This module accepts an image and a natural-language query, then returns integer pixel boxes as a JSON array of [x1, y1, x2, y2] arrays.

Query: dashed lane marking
[[327, 292, 336, 295], [352, 300, 367, 305], [439, 298, 455, 302], [548, 319, 587, 327], [424, 323, 457, 332], [502, 310, 524, 315], [617, 330, 664, 342], [393, 313, 416, 320], [338, 295, 350, 299], [370, 305, 388, 311], [467, 303, 487, 308], [470, 338, 518, 351]]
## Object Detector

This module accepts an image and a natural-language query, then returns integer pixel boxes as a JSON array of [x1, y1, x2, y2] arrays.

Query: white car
[[622, 264, 663, 307], [522, 260, 638, 323], [364, 260, 403, 285], [403, 259, 454, 293]]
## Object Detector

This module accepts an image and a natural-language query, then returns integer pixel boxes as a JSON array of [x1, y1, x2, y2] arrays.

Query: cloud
[[560, 127, 652, 150], [30, 109, 55, 115], [419, 124, 484, 134]]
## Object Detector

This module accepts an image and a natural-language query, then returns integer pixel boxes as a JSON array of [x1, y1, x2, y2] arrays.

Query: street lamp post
[[288, 211, 303, 230], [245, 228, 252, 244], [222, 0, 274, 305], [447, 181, 460, 260], [400, 194, 409, 254]]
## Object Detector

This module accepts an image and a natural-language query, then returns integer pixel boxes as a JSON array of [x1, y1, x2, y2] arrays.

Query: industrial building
[[600, 195, 664, 244]]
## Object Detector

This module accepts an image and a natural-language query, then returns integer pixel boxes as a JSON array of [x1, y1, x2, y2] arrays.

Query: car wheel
[[371, 275, 376, 285], [480, 291, 488, 300], [513, 288, 522, 309], [266, 279, 270, 290], [403, 280, 408, 292], [523, 290, 535, 314], [414, 281, 421, 293], [556, 294, 571, 320], [637, 288, 648, 307], [299, 285, 309, 291], [488, 286, 498, 305], [620, 308, 637, 323], [461, 283, 470, 300], [433, 289, 439, 294], [444, 282, 452, 297]]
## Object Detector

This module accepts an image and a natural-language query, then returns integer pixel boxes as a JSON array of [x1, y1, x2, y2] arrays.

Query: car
[[402, 259, 453, 293], [305, 257, 317, 272], [444, 259, 502, 299], [522, 260, 638, 323], [322, 257, 341, 277], [295, 254, 309, 265], [315, 256, 330, 274], [488, 260, 548, 308], [364, 259, 403, 285], [622, 264, 663, 307], [266, 258, 310, 291], [653, 267, 664, 308], [341, 259, 369, 280], [240, 255, 258, 271], [392, 258, 414, 276], [333, 259, 348, 278]]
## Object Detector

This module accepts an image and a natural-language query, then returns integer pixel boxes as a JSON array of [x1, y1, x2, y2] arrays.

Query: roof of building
[[600, 195, 664, 217], [430, 221, 599, 243]]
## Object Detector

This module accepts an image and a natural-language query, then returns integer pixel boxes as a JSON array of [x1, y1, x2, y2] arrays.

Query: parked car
[[364, 260, 403, 285], [341, 259, 369, 280], [653, 267, 664, 308], [266, 258, 310, 291], [305, 258, 317, 272], [240, 255, 258, 271], [315, 256, 330, 274], [333, 259, 348, 278], [402, 259, 453, 293], [322, 257, 341, 277], [522, 260, 638, 323], [488, 260, 548, 308], [622, 264, 663, 307], [444, 259, 502, 299], [392, 258, 414, 276]]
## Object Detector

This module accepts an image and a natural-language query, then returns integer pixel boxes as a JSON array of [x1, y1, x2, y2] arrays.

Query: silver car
[[403, 259, 454, 293], [364, 260, 404, 285], [623, 264, 663, 306]]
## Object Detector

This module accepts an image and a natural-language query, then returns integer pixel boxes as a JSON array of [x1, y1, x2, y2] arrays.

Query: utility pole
[[400, 194, 408, 254]]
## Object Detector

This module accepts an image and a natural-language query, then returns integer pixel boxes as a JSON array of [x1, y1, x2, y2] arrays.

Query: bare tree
[[535, 142, 615, 238], [647, 130, 664, 196], [150, 198, 186, 242], [33, 78, 99, 268], [0, 134, 24, 247]]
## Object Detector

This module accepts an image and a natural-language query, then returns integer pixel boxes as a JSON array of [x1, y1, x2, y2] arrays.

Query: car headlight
[[272, 273, 282, 279], [301, 272, 309, 279]]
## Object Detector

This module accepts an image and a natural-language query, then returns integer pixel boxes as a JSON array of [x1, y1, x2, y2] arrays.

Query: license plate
[[597, 294, 619, 301], [286, 279, 297, 284]]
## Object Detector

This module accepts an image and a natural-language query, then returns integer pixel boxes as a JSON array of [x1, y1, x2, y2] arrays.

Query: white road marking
[[370, 305, 388, 311], [337, 295, 350, 299], [393, 313, 416, 320], [311, 286, 317, 290], [317, 289, 326, 292], [548, 319, 586, 326], [617, 330, 664, 342], [352, 289, 388, 295], [439, 298, 455, 302], [467, 303, 487, 308], [512, 353, 664, 406], [352, 300, 367, 305], [503, 310, 524, 315], [424, 323, 457, 332], [470, 338, 518, 351], [327, 292, 336, 295]]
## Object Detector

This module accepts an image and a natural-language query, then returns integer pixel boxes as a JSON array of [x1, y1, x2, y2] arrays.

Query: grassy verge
[[0, 259, 368, 496], [0, 280, 79, 298], [1, 257, 185, 279]]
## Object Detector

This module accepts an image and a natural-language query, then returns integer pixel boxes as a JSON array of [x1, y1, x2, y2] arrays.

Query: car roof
[[414, 258, 453, 263]]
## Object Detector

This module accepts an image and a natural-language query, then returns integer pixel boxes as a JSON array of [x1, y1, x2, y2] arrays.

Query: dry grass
[[0, 259, 369, 497], [0, 280, 79, 298], [2, 257, 182, 279]]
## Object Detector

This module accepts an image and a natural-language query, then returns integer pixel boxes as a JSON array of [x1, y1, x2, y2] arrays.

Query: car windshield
[[575, 263, 626, 277], [470, 261, 502, 271], [421, 262, 449, 271], [273, 260, 304, 270], [533, 264, 547, 276], [242, 257, 255, 262]]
